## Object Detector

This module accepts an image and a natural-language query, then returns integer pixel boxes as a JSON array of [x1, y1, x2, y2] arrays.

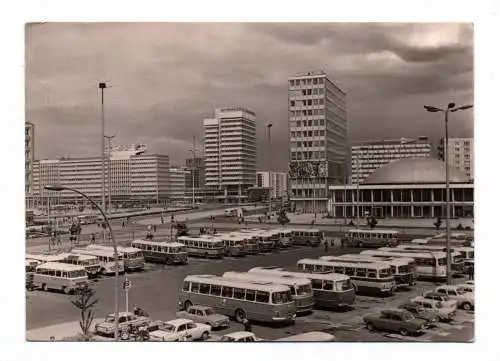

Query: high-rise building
[[169, 166, 189, 202], [204, 107, 257, 203], [288, 70, 348, 213], [256, 172, 289, 199], [25, 122, 35, 197], [351, 136, 432, 184], [446, 138, 474, 180], [185, 157, 205, 190]]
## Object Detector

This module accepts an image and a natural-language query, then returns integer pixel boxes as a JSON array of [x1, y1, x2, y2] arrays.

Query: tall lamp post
[[266, 123, 273, 219], [44, 184, 120, 341], [190, 136, 197, 210], [104, 134, 115, 215], [424, 102, 473, 285], [99, 82, 108, 213]]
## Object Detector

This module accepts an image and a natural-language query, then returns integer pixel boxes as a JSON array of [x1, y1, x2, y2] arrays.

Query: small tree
[[277, 209, 290, 227], [70, 284, 99, 341]]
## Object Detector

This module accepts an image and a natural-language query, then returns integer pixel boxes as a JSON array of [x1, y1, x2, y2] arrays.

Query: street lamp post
[[104, 135, 115, 215], [424, 102, 473, 285], [190, 136, 197, 210], [266, 123, 273, 220], [99, 82, 108, 213], [44, 184, 121, 341]]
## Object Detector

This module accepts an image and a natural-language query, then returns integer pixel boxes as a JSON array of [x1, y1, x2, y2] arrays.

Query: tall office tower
[[256, 171, 289, 199], [446, 138, 474, 180], [288, 71, 347, 213], [204, 107, 257, 203], [169, 166, 190, 202], [25, 122, 35, 197], [351, 136, 432, 184], [185, 156, 205, 190]]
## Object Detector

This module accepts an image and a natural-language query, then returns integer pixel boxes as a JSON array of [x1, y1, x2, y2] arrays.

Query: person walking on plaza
[[91, 233, 95, 244], [324, 239, 329, 253], [242, 318, 252, 333]]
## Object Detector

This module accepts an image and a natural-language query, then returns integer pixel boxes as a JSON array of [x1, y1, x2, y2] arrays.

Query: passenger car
[[457, 283, 474, 294], [398, 302, 439, 324], [435, 285, 474, 311], [419, 292, 458, 310], [149, 318, 211, 341], [94, 312, 153, 337], [176, 305, 229, 329], [363, 309, 428, 336], [220, 331, 263, 342], [410, 296, 456, 322], [275, 331, 336, 342]]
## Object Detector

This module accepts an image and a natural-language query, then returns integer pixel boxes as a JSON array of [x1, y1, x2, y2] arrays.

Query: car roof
[[188, 305, 211, 311], [224, 331, 255, 338], [436, 285, 457, 290], [166, 318, 194, 326], [107, 312, 135, 318]]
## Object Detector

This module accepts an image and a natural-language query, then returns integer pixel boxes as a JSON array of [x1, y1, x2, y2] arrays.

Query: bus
[[342, 229, 399, 248], [131, 240, 188, 265], [32, 262, 88, 294], [177, 236, 225, 258], [56, 253, 101, 279], [86, 245, 145, 272], [248, 267, 355, 309], [222, 271, 314, 314], [296, 259, 396, 296], [320, 254, 415, 288], [239, 230, 274, 252], [229, 232, 260, 254], [390, 246, 465, 274], [289, 229, 323, 246], [276, 229, 293, 247], [349, 253, 418, 283], [178, 275, 297, 324], [405, 243, 474, 261], [26, 253, 66, 264], [361, 249, 447, 280], [218, 234, 247, 257], [71, 248, 125, 275]]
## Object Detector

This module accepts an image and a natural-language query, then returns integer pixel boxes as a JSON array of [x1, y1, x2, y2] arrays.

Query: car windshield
[[204, 309, 213, 316], [221, 336, 236, 342], [104, 316, 115, 323], [456, 287, 466, 294], [402, 313, 415, 321], [160, 323, 176, 333]]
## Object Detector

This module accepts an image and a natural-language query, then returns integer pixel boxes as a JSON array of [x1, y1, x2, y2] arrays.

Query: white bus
[[361, 249, 447, 280], [297, 259, 396, 296], [178, 275, 297, 324], [71, 248, 125, 275], [131, 240, 188, 265], [342, 229, 399, 248], [228, 232, 260, 254], [289, 229, 323, 247], [248, 267, 355, 309], [85, 245, 145, 272], [26, 253, 66, 264], [395, 245, 467, 273], [320, 254, 415, 288], [57, 253, 101, 279], [238, 230, 274, 252], [177, 236, 225, 258], [33, 262, 88, 294], [218, 234, 247, 257], [276, 229, 293, 247], [222, 271, 314, 314]]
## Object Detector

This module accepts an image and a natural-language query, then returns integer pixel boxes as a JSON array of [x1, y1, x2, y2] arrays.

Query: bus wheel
[[184, 301, 193, 311], [62, 286, 70, 294], [235, 309, 247, 323], [166, 258, 173, 265], [358, 241, 364, 248], [366, 323, 375, 331], [399, 328, 409, 337], [462, 302, 472, 311], [42, 284, 48, 291]]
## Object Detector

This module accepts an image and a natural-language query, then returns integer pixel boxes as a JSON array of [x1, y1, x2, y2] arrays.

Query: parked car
[[176, 305, 230, 329], [456, 283, 474, 294], [419, 292, 458, 310], [398, 302, 439, 324], [94, 312, 153, 337], [220, 331, 263, 342], [435, 285, 474, 311], [410, 296, 456, 322], [149, 318, 211, 341], [363, 309, 428, 336]]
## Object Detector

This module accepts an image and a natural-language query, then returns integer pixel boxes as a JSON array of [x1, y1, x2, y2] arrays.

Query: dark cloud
[[26, 22, 473, 171]]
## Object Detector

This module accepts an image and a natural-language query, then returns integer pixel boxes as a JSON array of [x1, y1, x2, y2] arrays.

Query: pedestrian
[[122, 221, 125, 228], [91, 233, 95, 244], [324, 239, 329, 253], [153, 224, 157, 232], [213, 228, 217, 234], [242, 318, 252, 333], [161, 216, 164, 224], [57, 235, 62, 247], [341, 237, 345, 248]]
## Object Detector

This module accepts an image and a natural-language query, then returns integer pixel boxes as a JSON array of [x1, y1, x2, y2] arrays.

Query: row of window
[[291, 189, 327, 198], [291, 109, 325, 117], [183, 281, 281, 304], [299, 263, 389, 278], [290, 98, 325, 107], [289, 77, 325, 86]]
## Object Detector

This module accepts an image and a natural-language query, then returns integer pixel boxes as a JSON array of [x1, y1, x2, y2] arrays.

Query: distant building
[[185, 156, 205, 189], [351, 136, 432, 184], [204, 107, 257, 203], [169, 166, 189, 202], [256, 172, 288, 199], [288, 70, 348, 213], [446, 138, 474, 179], [25, 122, 35, 201]]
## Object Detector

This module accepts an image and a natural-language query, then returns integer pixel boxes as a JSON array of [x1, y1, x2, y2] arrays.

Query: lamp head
[[44, 184, 65, 192]]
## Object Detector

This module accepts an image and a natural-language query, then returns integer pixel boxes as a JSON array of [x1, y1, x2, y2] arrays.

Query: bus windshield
[[272, 291, 293, 304], [296, 284, 312, 295], [398, 265, 410, 274], [438, 258, 446, 266], [68, 270, 87, 278], [379, 268, 390, 278], [336, 280, 352, 291]]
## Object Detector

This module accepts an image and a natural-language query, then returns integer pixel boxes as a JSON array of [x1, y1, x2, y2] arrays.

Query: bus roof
[[36, 262, 86, 271], [372, 249, 449, 258], [57, 253, 97, 261], [222, 271, 311, 287], [350, 254, 415, 264], [248, 267, 351, 281], [183, 275, 291, 292], [321, 255, 406, 266], [297, 258, 391, 270], [289, 228, 321, 233], [347, 229, 398, 234], [26, 253, 65, 262], [177, 236, 223, 243], [132, 240, 185, 248], [72, 248, 123, 257]]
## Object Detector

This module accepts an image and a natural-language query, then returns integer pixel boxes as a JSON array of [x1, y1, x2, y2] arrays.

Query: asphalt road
[[25, 244, 474, 342]]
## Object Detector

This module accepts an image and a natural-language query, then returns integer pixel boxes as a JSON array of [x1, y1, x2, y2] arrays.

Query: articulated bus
[[342, 229, 399, 248], [131, 240, 188, 265], [289, 229, 323, 247], [248, 267, 356, 309], [390, 246, 464, 275], [222, 271, 314, 314], [71, 248, 125, 275], [217, 234, 247, 257], [177, 236, 225, 258], [297, 259, 396, 296], [229, 232, 260, 254], [56, 253, 101, 278], [361, 249, 447, 280], [86, 245, 145, 272], [320, 254, 415, 288], [179, 275, 297, 324], [33, 262, 88, 294]]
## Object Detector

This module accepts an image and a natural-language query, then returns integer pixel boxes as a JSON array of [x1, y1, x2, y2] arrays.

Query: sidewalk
[[26, 318, 104, 341]]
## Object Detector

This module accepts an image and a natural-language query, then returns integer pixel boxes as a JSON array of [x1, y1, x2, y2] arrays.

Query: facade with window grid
[[288, 71, 348, 213], [25, 122, 35, 206], [447, 138, 474, 179]]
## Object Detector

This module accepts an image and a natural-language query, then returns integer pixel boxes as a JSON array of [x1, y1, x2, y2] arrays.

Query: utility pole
[[266, 123, 273, 219], [190, 136, 197, 209], [99, 82, 107, 213], [104, 135, 115, 216]]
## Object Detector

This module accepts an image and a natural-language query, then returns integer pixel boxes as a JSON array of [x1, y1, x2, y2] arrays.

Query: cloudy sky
[[26, 22, 473, 171]]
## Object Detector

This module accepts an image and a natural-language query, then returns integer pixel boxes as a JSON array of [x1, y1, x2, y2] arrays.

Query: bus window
[[272, 291, 291, 304], [191, 282, 200, 293], [199, 283, 210, 294], [334, 267, 344, 273], [222, 286, 233, 298], [311, 279, 323, 290], [256, 291, 270, 303], [323, 280, 334, 291], [210, 284, 222, 296], [345, 267, 355, 276], [234, 288, 245, 300], [182, 281, 190, 291], [367, 269, 377, 278], [356, 268, 367, 277], [245, 290, 256, 302]]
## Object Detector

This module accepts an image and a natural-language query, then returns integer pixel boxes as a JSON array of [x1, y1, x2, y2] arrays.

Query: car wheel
[[201, 331, 209, 340], [235, 308, 247, 323], [400, 328, 409, 337], [367, 323, 375, 331], [62, 286, 70, 294], [166, 258, 173, 265], [42, 284, 48, 291], [358, 241, 364, 248], [184, 300, 193, 311], [462, 302, 472, 311]]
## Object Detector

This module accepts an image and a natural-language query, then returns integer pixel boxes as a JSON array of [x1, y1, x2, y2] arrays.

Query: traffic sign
[[123, 279, 131, 290]]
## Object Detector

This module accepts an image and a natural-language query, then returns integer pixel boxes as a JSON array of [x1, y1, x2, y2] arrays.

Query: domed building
[[328, 157, 474, 219]]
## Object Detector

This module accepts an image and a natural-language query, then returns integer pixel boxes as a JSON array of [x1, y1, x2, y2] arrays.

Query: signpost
[[123, 277, 131, 313]]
